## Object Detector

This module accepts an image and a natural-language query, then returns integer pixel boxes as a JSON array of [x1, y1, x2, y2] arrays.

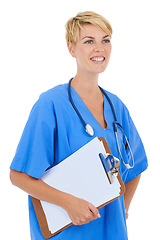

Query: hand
[[63, 195, 101, 225], [125, 209, 129, 219]]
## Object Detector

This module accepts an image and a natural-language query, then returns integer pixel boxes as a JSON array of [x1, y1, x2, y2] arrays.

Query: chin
[[90, 63, 108, 74], [93, 66, 107, 74]]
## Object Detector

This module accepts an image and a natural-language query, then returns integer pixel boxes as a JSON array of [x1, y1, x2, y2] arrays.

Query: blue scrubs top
[[10, 82, 148, 240]]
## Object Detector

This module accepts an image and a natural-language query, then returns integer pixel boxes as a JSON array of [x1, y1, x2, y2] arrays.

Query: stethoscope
[[68, 78, 134, 169]]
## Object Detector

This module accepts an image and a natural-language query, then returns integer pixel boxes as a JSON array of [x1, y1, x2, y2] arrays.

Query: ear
[[67, 42, 76, 58]]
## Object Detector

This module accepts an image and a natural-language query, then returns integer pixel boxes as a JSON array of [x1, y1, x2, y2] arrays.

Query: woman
[[10, 11, 148, 240]]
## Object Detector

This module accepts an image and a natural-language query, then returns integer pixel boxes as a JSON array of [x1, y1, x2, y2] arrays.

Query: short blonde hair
[[65, 11, 113, 45]]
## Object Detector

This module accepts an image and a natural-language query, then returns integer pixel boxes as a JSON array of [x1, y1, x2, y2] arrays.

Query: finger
[[87, 202, 101, 218]]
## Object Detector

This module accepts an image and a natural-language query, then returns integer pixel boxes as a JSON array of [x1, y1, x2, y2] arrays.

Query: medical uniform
[[10, 81, 148, 240]]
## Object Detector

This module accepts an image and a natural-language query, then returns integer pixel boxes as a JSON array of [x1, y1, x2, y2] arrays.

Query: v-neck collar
[[70, 85, 108, 131]]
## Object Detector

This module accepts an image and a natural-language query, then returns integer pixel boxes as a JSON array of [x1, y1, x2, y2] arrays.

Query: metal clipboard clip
[[99, 153, 120, 183]]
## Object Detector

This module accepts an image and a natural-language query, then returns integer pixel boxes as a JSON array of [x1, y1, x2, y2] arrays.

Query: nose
[[94, 43, 104, 53]]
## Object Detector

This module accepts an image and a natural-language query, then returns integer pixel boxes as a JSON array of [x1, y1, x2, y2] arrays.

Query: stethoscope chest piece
[[85, 124, 94, 136]]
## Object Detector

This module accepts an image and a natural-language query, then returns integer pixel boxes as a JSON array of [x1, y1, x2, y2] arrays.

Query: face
[[68, 24, 112, 75]]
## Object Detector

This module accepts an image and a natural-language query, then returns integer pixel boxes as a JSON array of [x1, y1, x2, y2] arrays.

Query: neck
[[71, 72, 100, 99]]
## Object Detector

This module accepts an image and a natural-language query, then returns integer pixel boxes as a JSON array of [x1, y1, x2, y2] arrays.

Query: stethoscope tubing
[[68, 81, 86, 128], [68, 78, 134, 169]]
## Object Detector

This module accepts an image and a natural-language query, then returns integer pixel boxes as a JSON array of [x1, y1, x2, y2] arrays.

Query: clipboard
[[31, 137, 125, 239]]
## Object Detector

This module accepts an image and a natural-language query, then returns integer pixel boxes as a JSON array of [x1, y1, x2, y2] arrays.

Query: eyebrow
[[82, 35, 109, 40]]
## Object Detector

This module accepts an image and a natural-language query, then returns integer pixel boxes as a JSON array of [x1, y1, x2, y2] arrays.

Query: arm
[[10, 169, 100, 225], [124, 174, 141, 219]]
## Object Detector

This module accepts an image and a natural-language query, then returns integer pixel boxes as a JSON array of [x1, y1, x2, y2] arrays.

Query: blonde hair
[[65, 11, 113, 45]]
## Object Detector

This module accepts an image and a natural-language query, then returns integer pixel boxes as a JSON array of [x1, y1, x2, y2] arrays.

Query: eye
[[84, 40, 93, 44], [103, 39, 110, 43]]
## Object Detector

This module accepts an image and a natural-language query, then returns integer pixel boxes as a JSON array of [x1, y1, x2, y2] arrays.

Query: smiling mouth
[[90, 56, 105, 62]]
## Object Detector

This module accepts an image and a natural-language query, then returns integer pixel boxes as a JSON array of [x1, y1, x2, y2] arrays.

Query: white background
[[0, 0, 159, 239]]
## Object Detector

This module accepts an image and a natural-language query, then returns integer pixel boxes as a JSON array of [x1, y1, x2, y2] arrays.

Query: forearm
[[10, 169, 70, 209], [10, 169, 100, 225], [124, 174, 141, 215]]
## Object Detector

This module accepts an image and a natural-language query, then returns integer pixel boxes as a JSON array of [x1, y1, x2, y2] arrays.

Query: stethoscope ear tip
[[85, 124, 94, 136]]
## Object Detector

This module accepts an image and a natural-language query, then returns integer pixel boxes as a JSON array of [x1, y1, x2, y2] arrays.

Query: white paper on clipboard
[[40, 137, 121, 234]]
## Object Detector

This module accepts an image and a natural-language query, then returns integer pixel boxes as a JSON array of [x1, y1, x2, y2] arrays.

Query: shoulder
[[33, 83, 68, 108], [39, 83, 68, 103], [101, 87, 126, 109], [28, 83, 68, 119], [101, 87, 130, 122]]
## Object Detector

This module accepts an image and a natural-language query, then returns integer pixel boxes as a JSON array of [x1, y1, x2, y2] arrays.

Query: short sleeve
[[121, 105, 148, 183], [10, 94, 56, 179]]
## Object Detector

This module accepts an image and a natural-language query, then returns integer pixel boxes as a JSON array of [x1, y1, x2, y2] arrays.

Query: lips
[[90, 56, 105, 62]]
